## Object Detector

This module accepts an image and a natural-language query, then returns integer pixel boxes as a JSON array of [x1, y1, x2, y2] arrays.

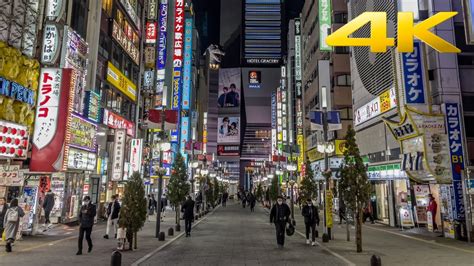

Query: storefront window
[[375, 182, 390, 223]]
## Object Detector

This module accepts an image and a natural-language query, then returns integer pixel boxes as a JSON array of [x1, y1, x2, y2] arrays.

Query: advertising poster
[[218, 68, 241, 108], [218, 116, 240, 143]]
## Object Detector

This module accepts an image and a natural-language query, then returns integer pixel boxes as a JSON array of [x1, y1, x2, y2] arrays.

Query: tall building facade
[[348, 0, 471, 239], [301, 0, 352, 186]]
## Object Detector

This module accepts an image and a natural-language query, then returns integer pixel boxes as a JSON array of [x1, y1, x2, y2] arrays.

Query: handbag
[[286, 222, 295, 236]]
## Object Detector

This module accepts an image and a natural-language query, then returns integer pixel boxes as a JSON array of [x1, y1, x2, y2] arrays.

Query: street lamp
[[286, 163, 297, 220], [154, 141, 168, 239], [189, 160, 199, 198]]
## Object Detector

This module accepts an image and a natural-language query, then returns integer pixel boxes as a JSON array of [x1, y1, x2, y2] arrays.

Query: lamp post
[[189, 160, 199, 199], [287, 163, 297, 220], [201, 168, 209, 212], [318, 86, 335, 242], [154, 142, 169, 239]]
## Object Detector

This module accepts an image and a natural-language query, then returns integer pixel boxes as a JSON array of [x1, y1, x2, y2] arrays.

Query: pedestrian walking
[[160, 194, 167, 221], [0, 197, 7, 239], [248, 192, 256, 212], [362, 201, 375, 224], [42, 190, 55, 230], [181, 196, 195, 237], [302, 198, 319, 246], [242, 191, 247, 208], [104, 195, 121, 239], [77, 196, 96, 255], [427, 194, 438, 231], [222, 191, 228, 207], [338, 199, 346, 225], [270, 196, 291, 248], [3, 198, 25, 252]]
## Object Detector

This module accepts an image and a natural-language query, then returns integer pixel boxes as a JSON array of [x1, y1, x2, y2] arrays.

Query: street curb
[[131, 205, 221, 266], [262, 206, 355, 266]]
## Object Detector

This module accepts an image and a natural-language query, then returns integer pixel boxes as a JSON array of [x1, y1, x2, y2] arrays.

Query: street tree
[[255, 182, 264, 202], [268, 175, 279, 204], [118, 171, 147, 250], [299, 161, 317, 203], [339, 126, 371, 253], [167, 153, 191, 228], [205, 176, 215, 209]]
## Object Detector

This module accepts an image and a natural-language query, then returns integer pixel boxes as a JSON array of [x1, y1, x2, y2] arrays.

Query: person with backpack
[[3, 198, 25, 252], [302, 198, 319, 246]]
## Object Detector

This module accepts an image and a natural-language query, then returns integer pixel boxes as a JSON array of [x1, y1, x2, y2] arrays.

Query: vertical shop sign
[[147, 0, 157, 20], [444, 103, 465, 220], [182, 18, 193, 110], [130, 139, 143, 173], [156, 0, 169, 106], [41, 23, 60, 65], [171, 0, 184, 111], [319, 0, 332, 51], [294, 18, 302, 97], [402, 42, 426, 104], [45, 0, 65, 21], [112, 130, 126, 181], [146, 22, 157, 44], [180, 116, 190, 155]]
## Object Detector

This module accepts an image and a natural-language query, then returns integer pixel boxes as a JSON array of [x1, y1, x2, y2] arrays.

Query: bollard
[[158, 232, 166, 241], [175, 224, 181, 232], [168, 227, 174, 236], [370, 255, 382, 266], [322, 233, 329, 243], [111, 251, 122, 266]]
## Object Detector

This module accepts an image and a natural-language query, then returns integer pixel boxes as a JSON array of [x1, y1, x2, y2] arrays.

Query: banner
[[156, 0, 168, 106], [130, 139, 143, 173], [107, 61, 137, 101], [218, 116, 240, 143], [143, 109, 178, 130], [402, 42, 426, 104], [319, 0, 332, 51], [294, 18, 302, 97], [218, 68, 241, 108], [444, 103, 465, 220], [325, 190, 333, 228], [171, 0, 185, 111], [180, 116, 190, 156]]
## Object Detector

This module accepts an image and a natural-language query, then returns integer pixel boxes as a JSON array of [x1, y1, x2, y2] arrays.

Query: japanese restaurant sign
[[41, 23, 60, 64], [146, 22, 157, 44], [107, 61, 137, 101], [0, 165, 22, 186], [112, 20, 140, 65], [171, 0, 185, 111], [31, 69, 76, 172], [103, 109, 135, 136]]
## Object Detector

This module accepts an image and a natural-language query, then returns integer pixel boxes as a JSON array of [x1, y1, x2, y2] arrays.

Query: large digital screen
[[243, 0, 282, 65]]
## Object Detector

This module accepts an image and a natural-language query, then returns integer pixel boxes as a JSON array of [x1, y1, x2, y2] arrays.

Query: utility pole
[[322, 85, 331, 242]]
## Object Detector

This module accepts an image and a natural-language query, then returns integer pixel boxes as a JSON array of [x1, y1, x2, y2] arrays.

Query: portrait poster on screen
[[218, 116, 240, 143], [218, 68, 241, 108]]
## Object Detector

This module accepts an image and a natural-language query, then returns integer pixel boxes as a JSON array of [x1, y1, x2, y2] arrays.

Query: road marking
[[294, 230, 356, 266], [132, 207, 220, 266], [365, 225, 474, 254]]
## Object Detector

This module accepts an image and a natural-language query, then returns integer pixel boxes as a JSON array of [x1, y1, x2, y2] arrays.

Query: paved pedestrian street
[[1, 201, 473, 265], [138, 202, 344, 266]]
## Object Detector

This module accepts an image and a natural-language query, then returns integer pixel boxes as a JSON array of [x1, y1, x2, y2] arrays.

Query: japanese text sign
[[402, 42, 426, 104]]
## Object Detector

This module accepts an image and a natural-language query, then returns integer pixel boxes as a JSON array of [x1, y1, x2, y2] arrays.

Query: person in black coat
[[181, 196, 195, 237], [248, 193, 256, 212], [302, 199, 320, 246], [77, 196, 96, 255], [43, 190, 55, 227], [0, 197, 7, 237], [270, 196, 291, 248], [222, 192, 229, 207]]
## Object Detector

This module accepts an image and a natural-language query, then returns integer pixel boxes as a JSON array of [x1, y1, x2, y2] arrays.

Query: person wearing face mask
[[77, 196, 96, 255], [302, 198, 319, 246], [270, 196, 291, 248]]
